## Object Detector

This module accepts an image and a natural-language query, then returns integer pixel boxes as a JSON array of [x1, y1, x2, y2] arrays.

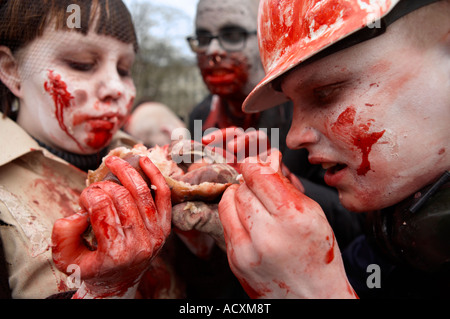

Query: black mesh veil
[[0, 0, 138, 119]]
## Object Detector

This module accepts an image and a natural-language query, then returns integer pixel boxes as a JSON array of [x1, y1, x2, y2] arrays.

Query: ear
[[0, 46, 22, 98]]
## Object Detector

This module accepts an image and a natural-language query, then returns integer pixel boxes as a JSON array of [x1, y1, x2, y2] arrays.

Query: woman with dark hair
[[0, 0, 171, 298]]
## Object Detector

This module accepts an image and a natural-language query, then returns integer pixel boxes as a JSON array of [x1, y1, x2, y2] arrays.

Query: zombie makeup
[[15, 27, 136, 155], [282, 23, 450, 212], [194, 0, 264, 97]]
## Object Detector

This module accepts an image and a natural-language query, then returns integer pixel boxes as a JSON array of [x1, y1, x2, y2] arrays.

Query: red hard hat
[[243, 0, 438, 113]]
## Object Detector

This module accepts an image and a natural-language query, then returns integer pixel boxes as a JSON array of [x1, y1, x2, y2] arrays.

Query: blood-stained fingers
[[239, 149, 320, 218], [218, 184, 264, 270], [228, 129, 271, 162], [51, 156, 173, 298], [281, 162, 305, 193], [202, 126, 243, 147], [202, 127, 241, 165], [52, 182, 144, 280], [78, 184, 127, 256], [218, 184, 249, 248], [92, 181, 148, 240], [52, 210, 91, 273], [139, 156, 172, 237], [202, 128, 271, 165], [105, 156, 156, 227]]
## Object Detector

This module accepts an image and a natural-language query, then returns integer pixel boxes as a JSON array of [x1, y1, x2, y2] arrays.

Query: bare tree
[[127, 1, 207, 122]]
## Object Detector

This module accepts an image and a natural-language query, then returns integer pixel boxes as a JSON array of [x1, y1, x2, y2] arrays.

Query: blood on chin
[[86, 130, 113, 150], [209, 84, 245, 99], [52, 131, 113, 154]]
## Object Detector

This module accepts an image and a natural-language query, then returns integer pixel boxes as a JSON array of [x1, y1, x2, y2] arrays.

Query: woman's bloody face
[[16, 27, 136, 155]]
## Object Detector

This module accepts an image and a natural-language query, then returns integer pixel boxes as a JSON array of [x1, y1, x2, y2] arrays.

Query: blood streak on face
[[44, 70, 85, 151], [331, 107, 385, 176]]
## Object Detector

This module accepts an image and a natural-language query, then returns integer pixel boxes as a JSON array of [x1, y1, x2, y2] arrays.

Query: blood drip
[[44, 70, 84, 152], [332, 107, 385, 176]]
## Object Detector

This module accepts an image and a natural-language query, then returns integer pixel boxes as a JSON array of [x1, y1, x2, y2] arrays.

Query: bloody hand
[[51, 156, 171, 299], [202, 128, 303, 191], [218, 150, 358, 299], [172, 201, 226, 254], [202, 127, 271, 166]]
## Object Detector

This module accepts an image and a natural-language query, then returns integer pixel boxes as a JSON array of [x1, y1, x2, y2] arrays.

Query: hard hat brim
[[243, 33, 353, 113], [243, 0, 406, 113]]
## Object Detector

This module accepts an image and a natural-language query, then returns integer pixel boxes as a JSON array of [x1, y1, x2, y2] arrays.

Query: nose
[[97, 68, 125, 103], [286, 116, 321, 150], [206, 38, 225, 55]]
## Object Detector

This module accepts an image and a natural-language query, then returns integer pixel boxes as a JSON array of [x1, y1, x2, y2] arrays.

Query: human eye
[[197, 35, 212, 46], [196, 30, 213, 47], [117, 66, 131, 77], [65, 59, 95, 72], [117, 55, 134, 77], [312, 81, 347, 105], [220, 27, 245, 44]]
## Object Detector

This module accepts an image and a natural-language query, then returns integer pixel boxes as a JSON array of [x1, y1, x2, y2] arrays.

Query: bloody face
[[15, 27, 136, 155], [280, 21, 450, 212], [197, 52, 249, 98], [194, 0, 264, 98]]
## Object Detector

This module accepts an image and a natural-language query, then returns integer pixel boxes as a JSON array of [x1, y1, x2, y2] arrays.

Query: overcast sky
[[123, 0, 199, 57], [123, 0, 198, 19], [148, 0, 198, 20]]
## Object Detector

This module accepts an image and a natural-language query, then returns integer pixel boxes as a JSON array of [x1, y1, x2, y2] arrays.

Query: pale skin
[[52, 155, 171, 299], [0, 27, 136, 155], [218, 6, 450, 298], [0, 20, 171, 298], [195, 0, 296, 172], [195, 0, 264, 118], [171, 0, 270, 257]]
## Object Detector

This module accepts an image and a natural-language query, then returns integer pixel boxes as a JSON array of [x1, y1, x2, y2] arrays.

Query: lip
[[73, 113, 123, 129], [87, 119, 116, 131], [204, 68, 236, 84], [309, 157, 349, 187], [323, 165, 349, 187]]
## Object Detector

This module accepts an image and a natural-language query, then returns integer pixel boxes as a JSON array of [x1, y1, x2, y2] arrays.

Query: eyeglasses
[[187, 29, 257, 53]]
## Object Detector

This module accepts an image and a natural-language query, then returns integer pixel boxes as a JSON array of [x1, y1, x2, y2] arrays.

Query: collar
[[0, 113, 138, 170], [0, 114, 41, 166]]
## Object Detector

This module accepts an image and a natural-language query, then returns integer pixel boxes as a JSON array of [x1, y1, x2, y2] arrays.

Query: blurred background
[[123, 0, 207, 123]]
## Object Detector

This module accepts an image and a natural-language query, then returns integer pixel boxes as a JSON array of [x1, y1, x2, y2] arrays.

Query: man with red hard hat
[[218, 0, 450, 298]]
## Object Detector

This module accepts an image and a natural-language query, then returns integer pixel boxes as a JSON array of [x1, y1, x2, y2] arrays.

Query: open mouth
[[322, 163, 348, 174]]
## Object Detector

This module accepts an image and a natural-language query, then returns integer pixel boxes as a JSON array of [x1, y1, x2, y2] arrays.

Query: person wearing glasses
[[173, 0, 364, 299], [178, 0, 286, 299], [218, 0, 450, 299], [187, 0, 297, 157]]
